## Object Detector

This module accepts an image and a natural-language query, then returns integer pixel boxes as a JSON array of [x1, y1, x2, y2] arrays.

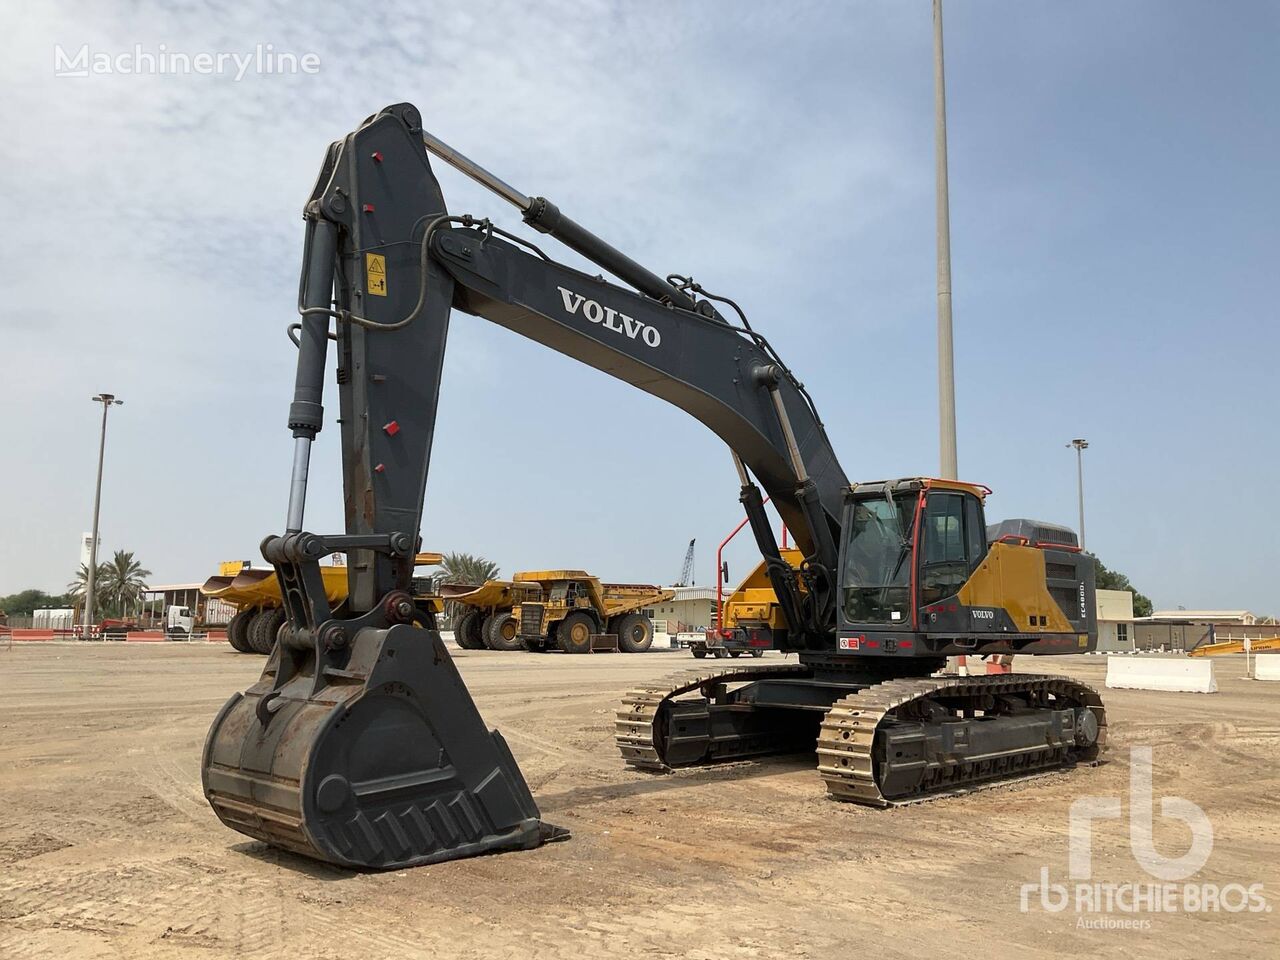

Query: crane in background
[[674, 539, 696, 586]]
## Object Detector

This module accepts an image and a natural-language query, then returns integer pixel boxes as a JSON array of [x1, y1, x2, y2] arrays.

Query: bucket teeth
[[202, 624, 567, 869]]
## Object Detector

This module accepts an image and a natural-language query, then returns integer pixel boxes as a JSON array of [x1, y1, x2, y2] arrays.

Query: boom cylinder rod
[[285, 218, 338, 532], [767, 386, 809, 484], [420, 130, 696, 311], [421, 130, 531, 210], [285, 437, 312, 533]]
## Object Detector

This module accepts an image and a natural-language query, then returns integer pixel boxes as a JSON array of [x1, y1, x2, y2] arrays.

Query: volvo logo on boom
[[557, 286, 662, 348]]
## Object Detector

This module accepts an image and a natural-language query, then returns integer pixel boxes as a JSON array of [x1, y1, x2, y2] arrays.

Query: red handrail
[[715, 497, 770, 635]]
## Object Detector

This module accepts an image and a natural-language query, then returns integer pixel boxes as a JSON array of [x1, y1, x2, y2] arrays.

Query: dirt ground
[[0, 642, 1276, 959]]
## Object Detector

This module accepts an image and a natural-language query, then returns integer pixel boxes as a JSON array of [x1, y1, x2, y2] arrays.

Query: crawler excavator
[[203, 103, 1106, 870]]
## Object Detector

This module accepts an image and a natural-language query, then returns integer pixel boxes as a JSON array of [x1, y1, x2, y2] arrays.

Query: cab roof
[[849, 477, 992, 502]]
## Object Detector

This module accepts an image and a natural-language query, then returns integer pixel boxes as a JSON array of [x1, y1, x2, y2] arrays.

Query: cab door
[[917, 490, 988, 615]]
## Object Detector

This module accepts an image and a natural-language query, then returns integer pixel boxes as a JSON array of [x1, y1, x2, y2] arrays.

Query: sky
[[1, 1, 1276, 613]]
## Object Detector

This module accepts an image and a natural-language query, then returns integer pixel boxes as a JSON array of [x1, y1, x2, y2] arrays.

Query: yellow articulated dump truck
[[441, 571, 673, 653], [201, 555, 444, 654]]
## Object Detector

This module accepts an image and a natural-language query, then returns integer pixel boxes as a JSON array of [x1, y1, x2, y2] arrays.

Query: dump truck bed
[[438, 580, 541, 608], [201, 553, 443, 609], [599, 583, 674, 616]]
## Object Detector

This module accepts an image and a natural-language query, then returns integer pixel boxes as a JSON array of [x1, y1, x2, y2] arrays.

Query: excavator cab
[[836, 478, 1096, 656]]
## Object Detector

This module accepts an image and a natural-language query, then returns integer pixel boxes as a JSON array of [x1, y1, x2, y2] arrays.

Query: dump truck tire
[[226, 609, 254, 653], [613, 612, 653, 653], [455, 610, 486, 650], [249, 607, 285, 655], [692, 648, 708, 659], [557, 611, 595, 654], [750, 649, 765, 658], [484, 612, 523, 651], [246, 609, 269, 653]]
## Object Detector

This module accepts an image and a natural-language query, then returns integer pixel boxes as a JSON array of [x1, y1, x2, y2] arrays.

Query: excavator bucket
[[202, 624, 566, 868]]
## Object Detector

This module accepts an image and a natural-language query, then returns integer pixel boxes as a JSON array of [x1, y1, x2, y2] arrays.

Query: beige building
[[652, 586, 717, 634], [1149, 610, 1256, 625], [1095, 589, 1136, 652]]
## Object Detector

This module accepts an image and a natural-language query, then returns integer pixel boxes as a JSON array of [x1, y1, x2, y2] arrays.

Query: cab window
[[919, 492, 982, 605]]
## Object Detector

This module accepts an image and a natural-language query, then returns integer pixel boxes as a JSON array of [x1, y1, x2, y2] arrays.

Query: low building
[[652, 586, 717, 634], [1149, 609, 1256, 625], [1095, 589, 1135, 652], [1134, 610, 1260, 652]]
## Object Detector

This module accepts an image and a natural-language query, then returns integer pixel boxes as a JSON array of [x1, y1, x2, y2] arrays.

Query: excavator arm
[[294, 102, 848, 643], [203, 103, 851, 870]]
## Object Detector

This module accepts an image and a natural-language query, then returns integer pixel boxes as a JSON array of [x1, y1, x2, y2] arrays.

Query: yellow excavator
[[203, 105, 1105, 870]]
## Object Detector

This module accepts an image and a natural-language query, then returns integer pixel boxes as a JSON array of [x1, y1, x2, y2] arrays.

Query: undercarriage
[[616, 663, 1106, 804]]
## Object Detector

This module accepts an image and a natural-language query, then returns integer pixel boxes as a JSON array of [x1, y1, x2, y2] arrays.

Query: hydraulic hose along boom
[[204, 104, 1106, 871]]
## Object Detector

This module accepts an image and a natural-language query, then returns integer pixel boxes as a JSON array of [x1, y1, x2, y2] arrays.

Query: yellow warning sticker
[[366, 253, 387, 297]]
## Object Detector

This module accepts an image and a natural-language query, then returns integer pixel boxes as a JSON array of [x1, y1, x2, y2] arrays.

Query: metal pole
[[85, 394, 122, 636], [1076, 445, 1086, 551], [1069, 438, 1089, 550], [934, 0, 958, 480]]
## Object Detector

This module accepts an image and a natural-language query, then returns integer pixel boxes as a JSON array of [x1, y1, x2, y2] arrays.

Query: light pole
[[934, 0, 958, 480], [85, 393, 123, 636], [1068, 438, 1088, 550]]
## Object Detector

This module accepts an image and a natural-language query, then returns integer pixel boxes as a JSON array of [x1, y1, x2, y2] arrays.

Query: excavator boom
[[204, 104, 1105, 870]]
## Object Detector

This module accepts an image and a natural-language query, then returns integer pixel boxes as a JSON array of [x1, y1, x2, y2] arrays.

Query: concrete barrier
[[10, 629, 56, 642], [1254, 655, 1280, 681], [125, 631, 168, 642], [1106, 655, 1217, 693]]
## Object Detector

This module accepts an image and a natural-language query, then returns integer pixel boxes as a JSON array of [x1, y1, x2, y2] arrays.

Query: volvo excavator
[[203, 103, 1106, 870]]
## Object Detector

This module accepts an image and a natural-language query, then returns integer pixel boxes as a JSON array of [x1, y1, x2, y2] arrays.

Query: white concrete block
[[1106, 655, 1217, 693], [1254, 655, 1280, 681], [650, 631, 673, 650]]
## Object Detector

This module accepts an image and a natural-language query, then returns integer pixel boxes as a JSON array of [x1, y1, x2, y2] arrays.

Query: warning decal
[[366, 253, 387, 297]]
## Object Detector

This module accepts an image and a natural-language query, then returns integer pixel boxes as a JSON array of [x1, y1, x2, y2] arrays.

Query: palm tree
[[66, 560, 108, 627], [97, 551, 151, 618], [67, 562, 109, 613], [434, 552, 500, 627]]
